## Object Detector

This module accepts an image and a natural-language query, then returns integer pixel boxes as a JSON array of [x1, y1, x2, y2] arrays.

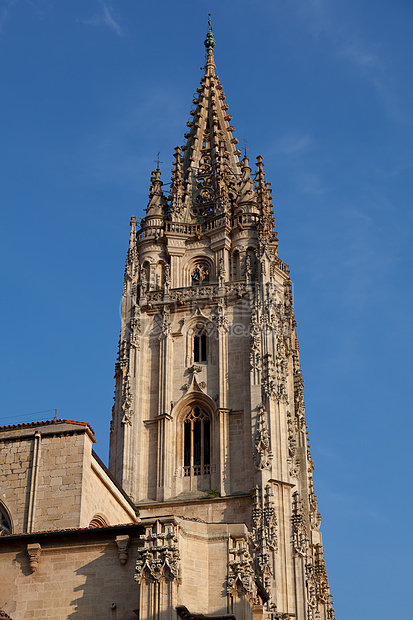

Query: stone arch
[[173, 393, 216, 489], [184, 255, 214, 287], [183, 315, 215, 367], [0, 500, 12, 536], [89, 513, 109, 528]]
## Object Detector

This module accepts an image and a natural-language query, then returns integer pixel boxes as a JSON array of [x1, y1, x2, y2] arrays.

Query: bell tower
[[109, 18, 335, 620]]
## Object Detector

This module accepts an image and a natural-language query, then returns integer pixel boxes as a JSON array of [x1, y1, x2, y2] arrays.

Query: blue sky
[[1, 1, 412, 617]]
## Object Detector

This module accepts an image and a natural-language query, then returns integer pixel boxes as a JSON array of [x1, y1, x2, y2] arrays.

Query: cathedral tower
[[109, 20, 335, 620]]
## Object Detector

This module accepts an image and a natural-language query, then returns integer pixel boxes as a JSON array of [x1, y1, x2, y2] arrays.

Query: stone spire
[[169, 146, 185, 221], [238, 154, 257, 211], [173, 17, 242, 222], [255, 155, 277, 241], [145, 167, 166, 218]]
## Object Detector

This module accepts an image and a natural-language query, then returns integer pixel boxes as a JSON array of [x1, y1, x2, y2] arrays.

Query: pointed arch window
[[0, 503, 12, 536], [183, 406, 211, 477]]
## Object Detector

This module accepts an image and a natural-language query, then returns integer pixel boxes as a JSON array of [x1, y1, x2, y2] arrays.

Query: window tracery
[[0, 503, 11, 536], [183, 406, 211, 477]]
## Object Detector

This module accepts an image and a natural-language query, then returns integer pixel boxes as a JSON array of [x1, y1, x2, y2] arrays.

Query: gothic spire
[[255, 155, 277, 241], [173, 18, 241, 222], [238, 155, 257, 210], [145, 167, 166, 218]]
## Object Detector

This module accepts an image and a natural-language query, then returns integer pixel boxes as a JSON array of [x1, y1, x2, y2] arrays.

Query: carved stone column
[[135, 519, 181, 620], [227, 535, 257, 620], [157, 307, 173, 501], [214, 299, 229, 409]]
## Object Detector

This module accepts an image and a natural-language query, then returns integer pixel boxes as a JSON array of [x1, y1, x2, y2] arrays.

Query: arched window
[[194, 333, 207, 362], [0, 503, 12, 536], [183, 406, 211, 477]]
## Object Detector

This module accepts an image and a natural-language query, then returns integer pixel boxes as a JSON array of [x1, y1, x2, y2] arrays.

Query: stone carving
[[191, 263, 210, 284], [305, 544, 336, 619], [293, 352, 305, 417], [115, 534, 130, 565], [249, 306, 261, 375], [140, 266, 148, 296], [314, 544, 329, 604], [143, 281, 248, 306], [286, 410, 297, 458], [275, 341, 288, 403], [218, 257, 226, 286], [227, 536, 257, 600], [118, 338, 129, 373], [307, 434, 321, 531], [254, 404, 272, 470], [212, 299, 229, 332], [121, 375, 133, 425], [129, 308, 142, 350], [252, 485, 277, 596], [306, 562, 318, 619], [159, 307, 172, 339], [27, 542, 41, 573], [262, 353, 277, 401], [291, 492, 308, 558], [115, 338, 134, 426], [135, 520, 180, 583], [164, 264, 171, 295]]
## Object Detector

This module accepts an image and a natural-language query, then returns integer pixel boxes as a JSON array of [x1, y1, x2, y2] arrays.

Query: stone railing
[[144, 281, 248, 304]]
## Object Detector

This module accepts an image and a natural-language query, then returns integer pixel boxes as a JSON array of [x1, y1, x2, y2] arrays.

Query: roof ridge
[[0, 418, 95, 435]]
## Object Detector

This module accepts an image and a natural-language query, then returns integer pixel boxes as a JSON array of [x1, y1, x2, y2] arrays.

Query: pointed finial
[[204, 14, 216, 49]]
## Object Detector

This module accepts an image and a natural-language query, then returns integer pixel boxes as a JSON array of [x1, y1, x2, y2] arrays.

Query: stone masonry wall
[[0, 422, 136, 536], [79, 452, 137, 528], [0, 529, 141, 620], [138, 495, 252, 529]]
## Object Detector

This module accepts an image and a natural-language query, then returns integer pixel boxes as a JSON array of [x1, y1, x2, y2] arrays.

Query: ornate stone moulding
[[144, 281, 249, 307]]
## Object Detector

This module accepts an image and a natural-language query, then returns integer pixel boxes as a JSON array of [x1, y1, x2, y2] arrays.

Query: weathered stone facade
[[0, 20, 335, 620]]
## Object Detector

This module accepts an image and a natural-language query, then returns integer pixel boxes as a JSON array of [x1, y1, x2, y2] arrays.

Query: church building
[[0, 21, 335, 620]]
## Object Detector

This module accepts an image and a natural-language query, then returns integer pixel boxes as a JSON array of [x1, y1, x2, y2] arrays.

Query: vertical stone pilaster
[[135, 519, 181, 620]]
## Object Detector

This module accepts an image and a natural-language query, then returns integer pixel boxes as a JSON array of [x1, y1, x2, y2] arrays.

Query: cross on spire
[[154, 151, 162, 170], [243, 138, 249, 158]]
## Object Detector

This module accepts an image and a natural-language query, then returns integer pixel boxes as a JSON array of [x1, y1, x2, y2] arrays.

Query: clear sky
[[1, 1, 412, 617]]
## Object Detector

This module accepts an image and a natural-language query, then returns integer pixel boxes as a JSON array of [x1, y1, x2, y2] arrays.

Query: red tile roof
[[0, 419, 95, 436]]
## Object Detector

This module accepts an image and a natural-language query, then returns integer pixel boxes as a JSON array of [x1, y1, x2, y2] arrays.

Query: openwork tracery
[[0, 503, 12, 536], [183, 405, 211, 477]]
